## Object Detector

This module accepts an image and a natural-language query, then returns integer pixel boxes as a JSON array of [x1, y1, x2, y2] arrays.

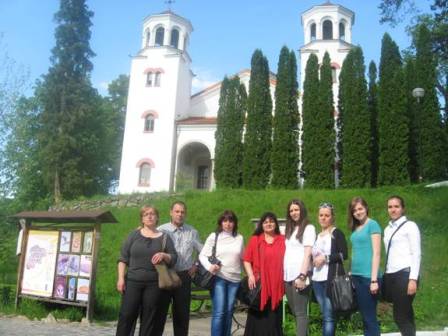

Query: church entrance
[[176, 142, 212, 191]]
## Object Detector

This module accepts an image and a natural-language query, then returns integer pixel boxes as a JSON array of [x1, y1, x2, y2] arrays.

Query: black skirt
[[243, 303, 283, 336]]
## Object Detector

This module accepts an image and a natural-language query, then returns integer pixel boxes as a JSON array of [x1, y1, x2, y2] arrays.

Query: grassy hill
[[1, 185, 447, 333]]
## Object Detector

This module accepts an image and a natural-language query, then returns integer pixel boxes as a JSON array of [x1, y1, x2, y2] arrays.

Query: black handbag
[[237, 276, 261, 311], [382, 220, 408, 302], [191, 233, 220, 290], [328, 263, 357, 313]]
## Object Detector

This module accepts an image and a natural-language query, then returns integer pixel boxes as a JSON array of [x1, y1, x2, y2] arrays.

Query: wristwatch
[[298, 273, 306, 281]]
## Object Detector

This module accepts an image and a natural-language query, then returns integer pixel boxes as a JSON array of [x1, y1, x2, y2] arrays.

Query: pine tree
[[414, 24, 446, 181], [378, 33, 409, 185], [214, 76, 246, 188], [271, 47, 299, 188], [242, 50, 273, 189], [302, 53, 335, 188], [339, 47, 371, 187], [38, 0, 111, 201], [368, 61, 379, 187]]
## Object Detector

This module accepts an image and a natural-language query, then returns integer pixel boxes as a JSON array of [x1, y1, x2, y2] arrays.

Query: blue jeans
[[312, 281, 335, 336], [352, 276, 380, 336], [211, 276, 240, 336]]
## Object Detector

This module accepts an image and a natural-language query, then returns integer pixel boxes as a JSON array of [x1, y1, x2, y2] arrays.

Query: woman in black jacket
[[311, 202, 348, 336]]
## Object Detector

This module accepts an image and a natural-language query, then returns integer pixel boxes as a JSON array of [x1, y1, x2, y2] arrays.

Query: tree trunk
[[54, 169, 61, 204]]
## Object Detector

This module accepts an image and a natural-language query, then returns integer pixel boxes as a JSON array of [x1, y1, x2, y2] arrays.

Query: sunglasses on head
[[319, 202, 334, 209]]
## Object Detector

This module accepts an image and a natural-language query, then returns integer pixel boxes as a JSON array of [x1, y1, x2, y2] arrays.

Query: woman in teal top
[[348, 197, 381, 336]]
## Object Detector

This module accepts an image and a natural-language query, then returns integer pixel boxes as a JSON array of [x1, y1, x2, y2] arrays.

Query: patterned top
[[158, 222, 203, 272]]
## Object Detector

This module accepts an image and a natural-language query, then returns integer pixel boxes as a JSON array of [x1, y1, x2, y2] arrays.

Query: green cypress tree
[[302, 52, 335, 188], [38, 0, 110, 201], [339, 47, 371, 187], [378, 33, 409, 185], [271, 47, 299, 188], [242, 50, 273, 189], [368, 61, 379, 187], [403, 56, 420, 182], [414, 24, 446, 181], [214, 76, 246, 188]]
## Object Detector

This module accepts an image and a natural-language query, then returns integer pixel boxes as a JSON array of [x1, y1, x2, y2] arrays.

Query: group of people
[[115, 196, 421, 336]]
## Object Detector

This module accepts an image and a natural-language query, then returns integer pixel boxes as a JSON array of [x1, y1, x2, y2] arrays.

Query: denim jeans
[[352, 275, 380, 336], [211, 276, 240, 336], [312, 280, 335, 336]]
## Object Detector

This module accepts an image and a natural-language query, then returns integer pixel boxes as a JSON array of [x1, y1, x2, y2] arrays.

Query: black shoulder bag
[[381, 220, 408, 302], [191, 232, 220, 290], [237, 239, 262, 311]]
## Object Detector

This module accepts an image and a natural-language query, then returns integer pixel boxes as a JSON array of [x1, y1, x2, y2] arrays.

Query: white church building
[[118, 2, 355, 194]]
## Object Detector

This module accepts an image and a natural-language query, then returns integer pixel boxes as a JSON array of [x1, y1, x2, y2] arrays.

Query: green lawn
[[1, 186, 447, 334]]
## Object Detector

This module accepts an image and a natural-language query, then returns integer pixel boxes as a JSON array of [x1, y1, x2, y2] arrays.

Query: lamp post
[[412, 87, 425, 103]]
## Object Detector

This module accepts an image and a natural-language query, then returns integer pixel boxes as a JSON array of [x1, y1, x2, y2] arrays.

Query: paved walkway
[[0, 314, 446, 336]]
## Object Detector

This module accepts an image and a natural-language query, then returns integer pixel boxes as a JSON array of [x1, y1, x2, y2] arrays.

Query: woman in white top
[[383, 196, 421, 336], [283, 199, 316, 336], [199, 210, 244, 336]]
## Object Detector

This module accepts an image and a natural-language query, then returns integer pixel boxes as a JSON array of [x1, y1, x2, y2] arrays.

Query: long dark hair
[[285, 199, 309, 242], [347, 197, 369, 231], [253, 212, 280, 236], [216, 210, 238, 237]]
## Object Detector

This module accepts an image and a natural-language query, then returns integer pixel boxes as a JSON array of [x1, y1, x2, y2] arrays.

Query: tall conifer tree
[[271, 47, 299, 188], [339, 47, 371, 187], [378, 33, 409, 185], [214, 76, 246, 188], [414, 24, 446, 180], [243, 50, 272, 189], [302, 53, 334, 188], [38, 0, 110, 201], [368, 61, 379, 187]]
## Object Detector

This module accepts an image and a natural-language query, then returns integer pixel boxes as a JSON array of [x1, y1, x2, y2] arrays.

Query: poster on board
[[21, 230, 59, 297]]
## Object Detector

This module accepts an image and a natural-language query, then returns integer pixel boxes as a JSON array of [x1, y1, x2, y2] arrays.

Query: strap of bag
[[211, 232, 219, 258], [161, 233, 167, 252], [384, 220, 408, 270]]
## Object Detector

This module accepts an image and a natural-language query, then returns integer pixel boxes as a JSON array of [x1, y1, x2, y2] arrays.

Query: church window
[[144, 114, 155, 132], [139, 163, 151, 186], [155, 27, 165, 46], [323, 20, 333, 40], [331, 67, 337, 83], [146, 72, 153, 86], [310, 23, 316, 41], [154, 72, 161, 87], [197, 165, 209, 189], [145, 30, 151, 46], [339, 22, 346, 41], [170, 29, 179, 48]]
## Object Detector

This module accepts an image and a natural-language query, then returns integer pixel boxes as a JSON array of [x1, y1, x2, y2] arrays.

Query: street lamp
[[412, 87, 425, 103]]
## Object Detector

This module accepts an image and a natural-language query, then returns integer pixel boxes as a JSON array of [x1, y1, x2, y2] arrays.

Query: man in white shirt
[[158, 201, 203, 336], [383, 195, 421, 336]]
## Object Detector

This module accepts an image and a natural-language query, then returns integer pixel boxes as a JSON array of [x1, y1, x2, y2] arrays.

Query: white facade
[[118, 3, 354, 194]]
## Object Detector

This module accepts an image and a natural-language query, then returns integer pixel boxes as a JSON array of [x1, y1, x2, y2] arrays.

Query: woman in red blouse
[[243, 212, 286, 336]]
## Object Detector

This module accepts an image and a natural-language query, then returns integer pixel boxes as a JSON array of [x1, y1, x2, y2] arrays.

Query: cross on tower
[[165, 0, 175, 11]]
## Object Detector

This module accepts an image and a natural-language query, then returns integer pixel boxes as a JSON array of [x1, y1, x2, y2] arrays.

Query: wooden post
[[86, 222, 101, 322], [15, 219, 31, 308]]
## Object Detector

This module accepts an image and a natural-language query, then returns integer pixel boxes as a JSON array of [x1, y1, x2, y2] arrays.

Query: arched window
[[155, 27, 165, 46], [331, 67, 337, 83], [170, 29, 179, 48], [310, 23, 316, 41], [146, 72, 153, 86], [144, 114, 155, 132], [339, 22, 345, 41], [145, 30, 151, 46], [154, 72, 161, 87], [139, 163, 151, 186], [323, 20, 333, 40]]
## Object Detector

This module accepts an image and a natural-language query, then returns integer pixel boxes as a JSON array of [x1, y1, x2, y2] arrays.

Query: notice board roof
[[12, 210, 118, 224]]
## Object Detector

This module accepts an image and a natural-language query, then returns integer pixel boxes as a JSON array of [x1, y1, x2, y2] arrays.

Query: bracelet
[[325, 255, 330, 263], [370, 280, 378, 284], [297, 273, 307, 281]]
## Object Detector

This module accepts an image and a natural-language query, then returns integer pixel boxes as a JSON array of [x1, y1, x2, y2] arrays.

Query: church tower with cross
[[118, 2, 355, 194]]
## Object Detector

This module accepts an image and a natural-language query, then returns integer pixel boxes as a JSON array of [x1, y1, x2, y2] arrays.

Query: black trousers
[[384, 269, 416, 336], [168, 271, 192, 336], [116, 279, 170, 336]]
